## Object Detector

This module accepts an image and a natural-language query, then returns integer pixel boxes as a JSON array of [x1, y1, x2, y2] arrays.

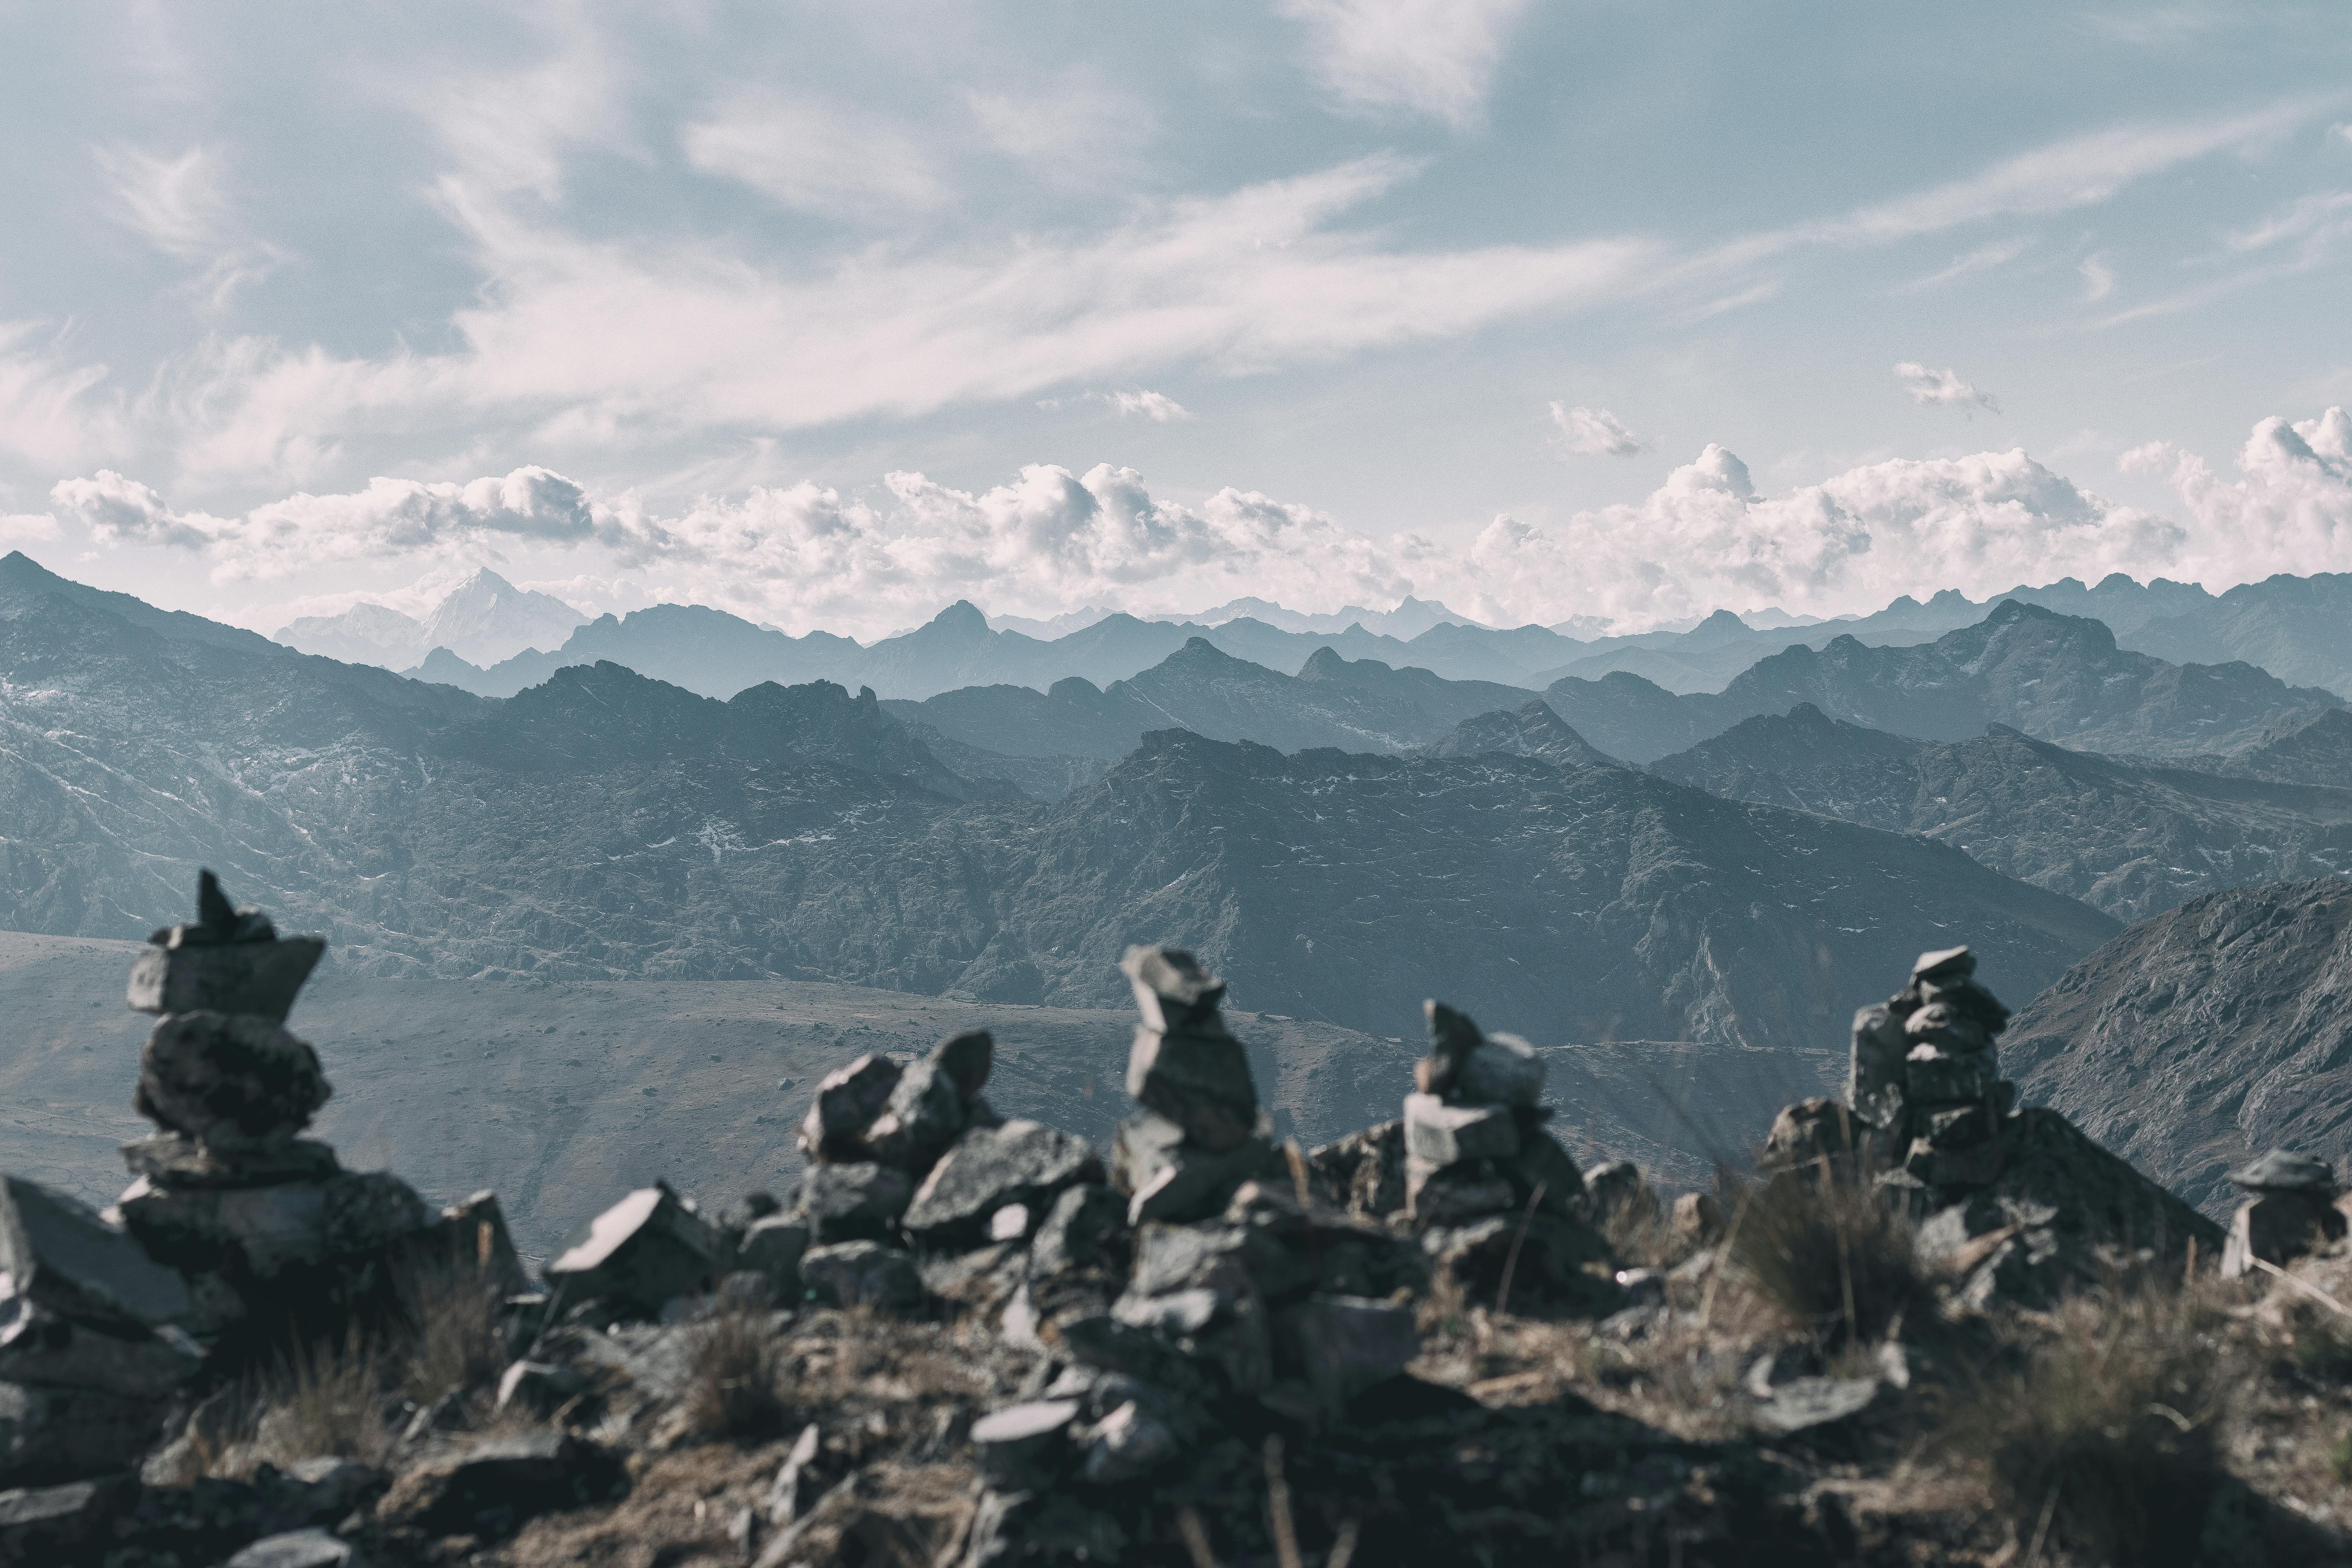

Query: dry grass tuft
[[685, 1301, 787, 1439], [1728, 1162, 1930, 1348], [1942, 1279, 2232, 1567], [397, 1262, 509, 1407], [252, 1326, 401, 1469]]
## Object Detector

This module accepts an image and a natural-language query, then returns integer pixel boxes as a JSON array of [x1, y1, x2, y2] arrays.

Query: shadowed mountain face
[[0, 555, 2118, 1055], [1650, 704, 2352, 923], [1417, 699, 1621, 767], [1542, 601, 2343, 763], [883, 638, 1537, 761], [2006, 879, 2352, 1218]]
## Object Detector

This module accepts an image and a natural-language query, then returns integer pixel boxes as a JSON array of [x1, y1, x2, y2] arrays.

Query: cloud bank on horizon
[[41, 406, 2352, 638], [0, 3, 2346, 635]]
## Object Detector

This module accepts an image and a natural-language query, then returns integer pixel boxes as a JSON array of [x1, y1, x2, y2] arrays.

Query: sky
[[1, 1, 2349, 639]]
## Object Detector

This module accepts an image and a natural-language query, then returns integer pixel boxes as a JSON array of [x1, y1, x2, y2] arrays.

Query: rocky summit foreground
[[5, 880, 2352, 1565]]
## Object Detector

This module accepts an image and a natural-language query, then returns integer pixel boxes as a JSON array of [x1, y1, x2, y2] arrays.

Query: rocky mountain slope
[[0, 554, 2118, 1059], [278, 569, 586, 668], [2005, 878, 2352, 1217], [1416, 698, 1620, 766], [1542, 600, 2343, 762], [1650, 704, 2352, 921]]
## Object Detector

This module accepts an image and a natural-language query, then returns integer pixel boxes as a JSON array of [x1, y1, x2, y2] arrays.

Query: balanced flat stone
[[134, 1012, 332, 1153], [545, 1184, 719, 1314], [902, 1121, 1100, 1246], [0, 1175, 191, 1329], [2228, 1149, 2338, 1194], [1402, 1094, 1519, 1166]]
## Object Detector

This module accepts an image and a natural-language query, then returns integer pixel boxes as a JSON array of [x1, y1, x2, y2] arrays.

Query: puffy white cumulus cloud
[[1894, 361, 2000, 412], [49, 466, 596, 580], [0, 513, 58, 547], [1450, 444, 2183, 630], [2131, 407, 2352, 584], [1548, 403, 1644, 457]]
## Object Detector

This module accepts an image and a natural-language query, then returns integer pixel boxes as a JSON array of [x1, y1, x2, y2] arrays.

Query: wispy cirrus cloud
[[1277, 0, 1531, 127], [91, 142, 284, 309]]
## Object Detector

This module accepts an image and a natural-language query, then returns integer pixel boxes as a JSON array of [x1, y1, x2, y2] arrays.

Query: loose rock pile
[[2220, 1150, 2349, 1279]]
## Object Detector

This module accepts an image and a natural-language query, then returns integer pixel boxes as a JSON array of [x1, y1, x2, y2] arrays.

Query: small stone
[[1030, 1185, 1131, 1277], [1402, 1094, 1518, 1167], [1759, 1100, 1866, 1175], [797, 1241, 922, 1310], [126, 921, 326, 1025], [1902, 1049, 1995, 1105], [1405, 1159, 1516, 1224], [1752, 1375, 1880, 1436], [0, 1296, 201, 1397], [931, 1029, 995, 1102], [764, 1421, 822, 1525], [1503, 1126, 1587, 1215], [901, 1121, 1101, 1249], [495, 1360, 587, 1415], [0, 1381, 161, 1486], [971, 1400, 1080, 1489], [433, 1190, 532, 1296], [735, 1215, 810, 1297], [1582, 1160, 1657, 1230], [545, 1184, 720, 1316], [799, 1162, 914, 1244], [377, 1430, 623, 1538], [1125, 1031, 1258, 1152], [2227, 1149, 2339, 1196], [120, 1134, 339, 1188], [134, 1011, 332, 1151], [1081, 1399, 1178, 1484], [224, 1527, 360, 1568], [796, 1054, 902, 1162], [0, 1474, 138, 1560], [862, 1061, 967, 1174], [1127, 1135, 1284, 1227], [1457, 1033, 1545, 1108], [1276, 1295, 1418, 1410], [1119, 946, 1226, 1035], [989, 1204, 1031, 1243], [2221, 1190, 2347, 1279], [1912, 946, 1974, 984], [1307, 1121, 1407, 1218], [1672, 1191, 1725, 1242], [0, 1175, 191, 1330]]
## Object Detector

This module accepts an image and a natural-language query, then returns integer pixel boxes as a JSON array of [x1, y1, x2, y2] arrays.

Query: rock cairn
[[109, 874, 442, 1348], [1110, 947, 1285, 1225], [1846, 945, 2016, 1192], [1768, 944, 2220, 1308], [2220, 1150, 2348, 1279]]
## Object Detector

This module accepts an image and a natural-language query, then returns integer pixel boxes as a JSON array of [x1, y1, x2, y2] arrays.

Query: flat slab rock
[[1752, 1376, 1881, 1436], [224, 1526, 362, 1568], [903, 1121, 1100, 1244], [378, 1430, 623, 1537]]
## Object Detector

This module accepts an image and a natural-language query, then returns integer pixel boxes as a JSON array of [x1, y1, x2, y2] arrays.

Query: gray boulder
[[545, 1184, 719, 1316], [798, 1163, 914, 1244], [0, 1176, 190, 1329], [378, 1430, 623, 1539], [116, 1169, 432, 1279], [735, 1215, 810, 1299], [225, 1527, 362, 1568], [0, 1473, 138, 1560], [798, 1241, 922, 1310], [0, 1381, 161, 1485], [797, 1054, 902, 1162], [134, 1011, 331, 1153], [901, 1121, 1101, 1249], [862, 1061, 965, 1173], [0, 1296, 201, 1397], [1402, 1094, 1519, 1167], [1030, 1185, 1130, 1278]]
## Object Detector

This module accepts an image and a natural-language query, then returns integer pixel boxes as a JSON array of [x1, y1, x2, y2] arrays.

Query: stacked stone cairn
[[0, 874, 538, 1562], [2220, 1150, 2349, 1279], [1766, 944, 2220, 1310], [1399, 1001, 1611, 1304]]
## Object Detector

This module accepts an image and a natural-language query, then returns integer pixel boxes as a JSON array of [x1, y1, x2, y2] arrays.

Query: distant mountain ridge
[[277, 568, 587, 667], [1541, 600, 2343, 762], [1649, 703, 2352, 922]]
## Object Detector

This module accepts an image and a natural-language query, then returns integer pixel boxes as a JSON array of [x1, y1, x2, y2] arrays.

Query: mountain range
[[277, 568, 587, 667], [0, 550, 2116, 1058]]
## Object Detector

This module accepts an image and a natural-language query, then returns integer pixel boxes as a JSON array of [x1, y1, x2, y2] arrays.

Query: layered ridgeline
[[2005, 878, 2352, 1218], [1649, 704, 2352, 922], [0, 552, 2111, 1058], [291, 569, 2352, 704]]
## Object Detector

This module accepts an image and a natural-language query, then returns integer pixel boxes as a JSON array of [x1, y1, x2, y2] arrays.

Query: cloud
[[0, 513, 59, 547], [48, 466, 596, 579], [2134, 407, 2352, 584], [2225, 190, 2352, 253], [1894, 361, 2001, 413], [1900, 237, 2034, 292], [1548, 403, 1645, 457], [1278, 0, 1531, 127], [165, 155, 1656, 486], [1099, 390, 1193, 422], [683, 96, 947, 216], [0, 324, 126, 470], [91, 143, 284, 307], [2079, 253, 2116, 300], [965, 74, 1154, 184]]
